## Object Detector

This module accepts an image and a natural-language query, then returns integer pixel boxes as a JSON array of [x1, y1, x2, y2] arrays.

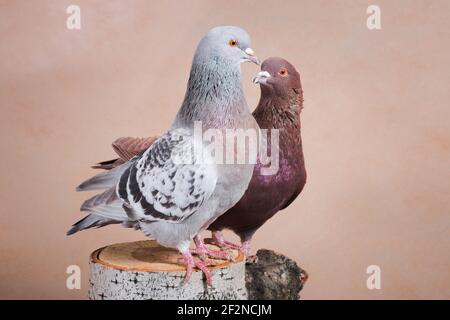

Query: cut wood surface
[[89, 240, 246, 300]]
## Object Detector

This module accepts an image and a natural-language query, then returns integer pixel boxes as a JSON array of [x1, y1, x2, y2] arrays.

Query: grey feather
[[66, 214, 120, 235], [80, 187, 117, 211], [76, 161, 133, 191], [69, 26, 259, 252], [117, 128, 218, 224]]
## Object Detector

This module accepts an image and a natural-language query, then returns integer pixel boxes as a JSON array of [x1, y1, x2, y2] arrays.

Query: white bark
[[88, 240, 247, 300]]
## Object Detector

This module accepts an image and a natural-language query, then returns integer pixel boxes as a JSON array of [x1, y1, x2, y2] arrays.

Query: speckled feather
[[68, 26, 259, 252]]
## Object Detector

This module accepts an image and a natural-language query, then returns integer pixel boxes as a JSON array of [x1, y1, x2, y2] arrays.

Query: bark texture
[[88, 241, 307, 300], [245, 249, 308, 300], [88, 240, 246, 300]]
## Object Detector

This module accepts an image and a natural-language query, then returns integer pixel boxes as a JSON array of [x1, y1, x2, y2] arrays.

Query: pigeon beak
[[244, 48, 260, 65], [253, 71, 271, 84]]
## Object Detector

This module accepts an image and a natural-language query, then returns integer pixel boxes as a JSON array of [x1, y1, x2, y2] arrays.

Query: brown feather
[[93, 136, 158, 170], [112, 136, 158, 161]]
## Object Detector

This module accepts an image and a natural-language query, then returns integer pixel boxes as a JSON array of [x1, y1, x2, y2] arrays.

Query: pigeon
[[92, 57, 306, 258], [68, 26, 260, 285], [208, 57, 307, 256]]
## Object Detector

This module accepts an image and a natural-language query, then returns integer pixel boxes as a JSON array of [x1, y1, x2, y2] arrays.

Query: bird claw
[[196, 244, 234, 262], [204, 238, 236, 258], [182, 251, 213, 286], [222, 240, 242, 251], [207, 232, 250, 258], [194, 235, 234, 262], [206, 234, 240, 250], [194, 259, 213, 286]]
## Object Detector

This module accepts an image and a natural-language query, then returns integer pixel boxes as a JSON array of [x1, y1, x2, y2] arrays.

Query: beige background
[[0, 0, 449, 299]]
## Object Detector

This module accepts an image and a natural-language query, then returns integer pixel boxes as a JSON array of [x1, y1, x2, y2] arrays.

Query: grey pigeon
[[208, 57, 307, 256], [68, 26, 260, 285], [91, 58, 306, 259]]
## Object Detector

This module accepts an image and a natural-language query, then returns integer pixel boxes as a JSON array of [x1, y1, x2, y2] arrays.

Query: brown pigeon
[[208, 57, 306, 255], [93, 57, 306, 257]]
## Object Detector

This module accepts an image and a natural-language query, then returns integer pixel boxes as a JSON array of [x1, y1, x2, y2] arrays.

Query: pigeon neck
[[175, 57, 248, 129], [253, 94, 303, 148], [255, 94, 302, 129]]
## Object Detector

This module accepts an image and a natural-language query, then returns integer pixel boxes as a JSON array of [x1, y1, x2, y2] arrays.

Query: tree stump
[[88, 241, 307, 300], [88, 240, 247, 300]]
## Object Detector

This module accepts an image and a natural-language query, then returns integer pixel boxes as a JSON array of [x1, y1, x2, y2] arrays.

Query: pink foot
[[212, 231, 241, 250], [194, 236, 232, 261], [182, 250, 213, 286], [241, 240, 251, 257], [210, 231, 252, 257]]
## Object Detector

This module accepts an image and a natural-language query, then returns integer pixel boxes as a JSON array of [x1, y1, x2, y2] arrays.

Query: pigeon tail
[[77, 161, 133, 191], [68, 187, 132, 235], [67, 214, 120, 235]]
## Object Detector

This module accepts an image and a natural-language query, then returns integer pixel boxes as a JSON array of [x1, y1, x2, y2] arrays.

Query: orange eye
[[279, 68, 288, 77], [228, 39, 238, 47]]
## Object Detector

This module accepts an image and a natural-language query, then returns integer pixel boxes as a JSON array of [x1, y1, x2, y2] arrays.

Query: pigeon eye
[[279, 68, 288, 77], [228, 39, 238, 47]]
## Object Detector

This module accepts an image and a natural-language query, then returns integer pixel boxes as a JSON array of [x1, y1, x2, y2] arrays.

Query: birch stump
[[89, 240, 246, 300]]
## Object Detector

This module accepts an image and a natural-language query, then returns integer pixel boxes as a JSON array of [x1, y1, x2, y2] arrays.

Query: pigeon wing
[[117, 128, 217, 223], [112, 136, 158, 162], [92, 136, 158, 170]]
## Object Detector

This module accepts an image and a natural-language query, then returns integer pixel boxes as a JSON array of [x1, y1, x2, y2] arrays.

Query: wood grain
[[91, 240, 243, 272], [89, 240, 247, 300]]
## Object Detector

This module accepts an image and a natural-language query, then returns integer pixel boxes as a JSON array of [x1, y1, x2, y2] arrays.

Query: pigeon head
[[175, 26, 259, 127], [195, 26, 260, 66], [253, 57, 302, 99]]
